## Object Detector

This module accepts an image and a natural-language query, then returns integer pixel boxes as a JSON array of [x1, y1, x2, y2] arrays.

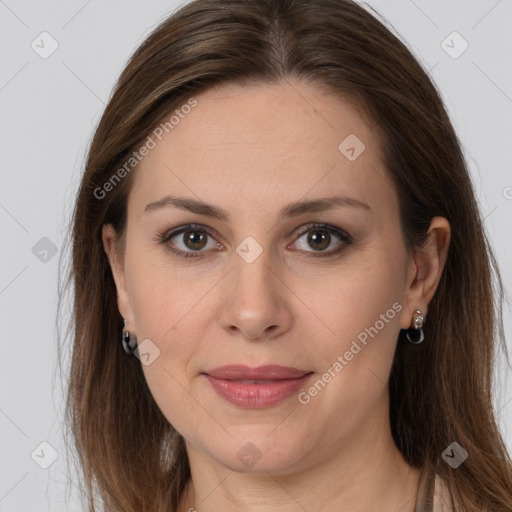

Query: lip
[[203, 365, 314, 408], [206, 364, 311, 380]]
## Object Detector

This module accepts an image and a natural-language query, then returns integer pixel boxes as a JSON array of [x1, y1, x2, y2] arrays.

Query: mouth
[[202, 365, 314, 408], [204, 364, 311, 380]]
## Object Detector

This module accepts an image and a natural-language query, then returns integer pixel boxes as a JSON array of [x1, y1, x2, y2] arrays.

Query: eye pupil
[[308, 230, 330, 251], [184, 231, 207, 250]]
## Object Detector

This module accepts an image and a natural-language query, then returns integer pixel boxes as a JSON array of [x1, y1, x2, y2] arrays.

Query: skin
[[103, 79, 450, 512]]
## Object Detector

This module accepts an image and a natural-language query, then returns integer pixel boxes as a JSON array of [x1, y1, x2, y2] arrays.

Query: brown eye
[[305, 229, 331, 251], [181, 230, 208, 251], [292, 223, 352, 258], [159, 224, 221, 259], [159, 223, 351, 260]]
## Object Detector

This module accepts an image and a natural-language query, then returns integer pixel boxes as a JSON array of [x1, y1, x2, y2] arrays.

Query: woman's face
[[105, 79, 427, 474]]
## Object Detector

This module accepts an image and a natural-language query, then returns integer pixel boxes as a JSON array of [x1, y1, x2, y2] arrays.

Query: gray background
[[1, 0, 511, 510]]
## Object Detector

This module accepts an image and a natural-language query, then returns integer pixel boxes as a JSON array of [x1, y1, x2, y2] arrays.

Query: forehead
[[130, 79, 396, 221]]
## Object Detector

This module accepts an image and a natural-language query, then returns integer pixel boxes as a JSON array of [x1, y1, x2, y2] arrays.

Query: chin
[[208, 433, 310, 475]]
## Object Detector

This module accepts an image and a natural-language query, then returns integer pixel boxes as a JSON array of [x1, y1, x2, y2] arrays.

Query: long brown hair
[[58, 0, 512, 510]]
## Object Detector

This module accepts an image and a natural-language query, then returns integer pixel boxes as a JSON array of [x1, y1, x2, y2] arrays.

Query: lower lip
[[204, 373, 313, 408]]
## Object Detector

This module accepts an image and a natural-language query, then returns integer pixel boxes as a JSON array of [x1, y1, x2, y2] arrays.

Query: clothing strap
[[414, 458, 436, 512]]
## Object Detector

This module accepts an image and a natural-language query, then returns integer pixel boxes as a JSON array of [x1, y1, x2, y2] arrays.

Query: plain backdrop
[[1, 0, 511, 510]]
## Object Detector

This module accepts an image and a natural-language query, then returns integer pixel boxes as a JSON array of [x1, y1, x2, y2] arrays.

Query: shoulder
[[432, 475, 487, 512], [432, 474, 451, 511]]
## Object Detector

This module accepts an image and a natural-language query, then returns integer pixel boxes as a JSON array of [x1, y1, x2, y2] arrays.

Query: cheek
[[140, 360, 205, 443], [127, 260, 205, 435], [124, 246, 200, 339], [305, 247, 406, 394], [295, 266, 403, 438], [312, 251, 403, 336]]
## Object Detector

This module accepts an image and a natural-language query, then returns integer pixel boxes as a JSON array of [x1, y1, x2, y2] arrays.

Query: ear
[[400, 216, 451, 330], [102, 224, 134, 325]]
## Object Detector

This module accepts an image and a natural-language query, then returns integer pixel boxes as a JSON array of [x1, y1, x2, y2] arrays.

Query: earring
[[121, 320, 137, 355], [405, 309, 425, 344]]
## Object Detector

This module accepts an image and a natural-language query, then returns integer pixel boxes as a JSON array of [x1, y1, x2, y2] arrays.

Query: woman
[[60, 0, 512, 510]]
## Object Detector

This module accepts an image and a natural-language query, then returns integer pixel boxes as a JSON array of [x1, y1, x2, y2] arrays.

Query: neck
[[177, 396, 421, 512]]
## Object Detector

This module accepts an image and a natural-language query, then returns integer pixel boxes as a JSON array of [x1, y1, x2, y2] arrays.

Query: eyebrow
[[144, 194, 370, 221]]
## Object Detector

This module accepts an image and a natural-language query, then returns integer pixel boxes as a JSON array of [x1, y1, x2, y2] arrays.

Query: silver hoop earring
[[405, 309, 425, 344], [122, 320, 137, 355]]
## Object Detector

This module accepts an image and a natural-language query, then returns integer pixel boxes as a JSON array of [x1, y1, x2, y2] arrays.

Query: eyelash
[[156, 222, 353, 259]]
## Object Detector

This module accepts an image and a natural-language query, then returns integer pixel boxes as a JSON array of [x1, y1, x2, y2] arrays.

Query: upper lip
[[205, 365, 312, 380]]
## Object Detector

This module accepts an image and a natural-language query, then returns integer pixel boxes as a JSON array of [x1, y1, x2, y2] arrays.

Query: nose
[[218, 250, 293, 341]]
